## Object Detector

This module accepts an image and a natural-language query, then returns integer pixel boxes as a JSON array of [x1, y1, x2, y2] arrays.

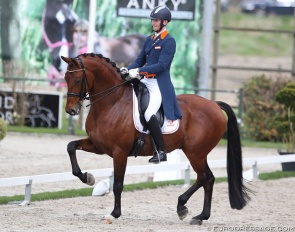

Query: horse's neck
[[89, 83, 132, 117]]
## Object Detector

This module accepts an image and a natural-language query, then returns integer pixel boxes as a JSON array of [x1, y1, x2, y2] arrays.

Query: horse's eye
[[75, 79, 81, 84]]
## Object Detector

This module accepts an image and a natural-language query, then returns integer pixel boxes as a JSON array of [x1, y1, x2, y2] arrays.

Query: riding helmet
[[149, 6, 172, 22]]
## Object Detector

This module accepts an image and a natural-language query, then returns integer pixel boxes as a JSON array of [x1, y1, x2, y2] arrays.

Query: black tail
[[217, 101, 251, 210]]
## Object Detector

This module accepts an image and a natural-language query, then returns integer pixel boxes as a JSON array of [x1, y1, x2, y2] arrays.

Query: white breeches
[[141, 77, 162, 122]]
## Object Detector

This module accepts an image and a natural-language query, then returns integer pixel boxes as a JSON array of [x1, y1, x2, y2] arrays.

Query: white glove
[[120, 67, 128, 75], [129, 68, 140, 79]]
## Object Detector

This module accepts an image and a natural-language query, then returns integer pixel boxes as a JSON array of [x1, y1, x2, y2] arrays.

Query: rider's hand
[[120, 67, 128, 75], [129, 68, 140, 79]]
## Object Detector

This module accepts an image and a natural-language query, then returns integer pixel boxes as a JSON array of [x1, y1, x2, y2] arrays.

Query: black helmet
[[149, 6, 172, 22]]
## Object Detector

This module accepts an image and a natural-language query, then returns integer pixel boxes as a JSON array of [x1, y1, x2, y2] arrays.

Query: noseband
[[66, 56, 129, 107]]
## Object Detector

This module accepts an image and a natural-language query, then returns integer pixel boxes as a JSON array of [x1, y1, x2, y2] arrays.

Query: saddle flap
[[132, 89, 179, 135], [135, 81, 164, 127]]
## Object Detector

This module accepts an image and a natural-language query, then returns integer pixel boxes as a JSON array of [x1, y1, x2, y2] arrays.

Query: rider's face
[[73, 29, 88, 48], [151, 19, 161, 32]]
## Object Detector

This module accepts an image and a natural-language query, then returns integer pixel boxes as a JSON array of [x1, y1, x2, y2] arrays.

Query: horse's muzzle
[[66, 104, 81, 116], [66, 109, 79, 116]]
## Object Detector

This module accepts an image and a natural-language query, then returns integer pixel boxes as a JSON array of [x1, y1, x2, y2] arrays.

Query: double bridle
[[66, 57, 129, 107]]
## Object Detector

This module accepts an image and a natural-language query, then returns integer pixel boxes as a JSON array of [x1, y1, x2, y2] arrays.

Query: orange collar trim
[[160, 30, 169, 39], [151, 30, 169, 40]]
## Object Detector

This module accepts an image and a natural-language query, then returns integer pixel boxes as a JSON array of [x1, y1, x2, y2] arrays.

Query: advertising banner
[[0, 0, 201, 89], [0, 91, 63, 128], [117, 0, 196, 20], [0, 0, 201, 128]]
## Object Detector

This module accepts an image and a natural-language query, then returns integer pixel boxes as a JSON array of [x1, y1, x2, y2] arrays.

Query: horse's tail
[[217, 101, 251, 210]]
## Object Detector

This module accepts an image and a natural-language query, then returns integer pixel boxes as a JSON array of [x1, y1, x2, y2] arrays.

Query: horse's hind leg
[[67, 138, 98, 185], [190, 164, 215, 225], [177, 162, 215, 225]]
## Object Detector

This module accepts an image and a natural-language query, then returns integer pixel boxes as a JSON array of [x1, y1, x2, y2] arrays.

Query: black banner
[[0, 91, 62, 128], [117, 0, 195, 21]]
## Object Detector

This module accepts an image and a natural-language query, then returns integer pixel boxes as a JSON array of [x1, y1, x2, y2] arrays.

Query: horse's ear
[[70, 58, 80, 66], [61, 56, 70, 63]]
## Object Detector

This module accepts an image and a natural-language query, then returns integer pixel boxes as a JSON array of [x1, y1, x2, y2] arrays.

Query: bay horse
[[61, 53, 251, 225]]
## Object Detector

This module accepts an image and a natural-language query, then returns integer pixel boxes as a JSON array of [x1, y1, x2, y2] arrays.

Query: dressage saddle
[[129, 78, 164, 157]]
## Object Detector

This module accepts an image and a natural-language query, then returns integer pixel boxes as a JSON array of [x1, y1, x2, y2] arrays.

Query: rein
[[66, 56, 129, 107], [86, 81, 128, 107]]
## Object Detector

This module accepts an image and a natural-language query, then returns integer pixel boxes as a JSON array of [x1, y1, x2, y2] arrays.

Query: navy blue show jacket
[[128, 30, 182, 120]]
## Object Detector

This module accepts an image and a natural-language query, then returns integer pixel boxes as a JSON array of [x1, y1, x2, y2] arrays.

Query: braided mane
[[76, 53, 124, 79]]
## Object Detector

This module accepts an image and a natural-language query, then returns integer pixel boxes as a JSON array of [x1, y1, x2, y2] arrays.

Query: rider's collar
[[152, 29, 168, 40]]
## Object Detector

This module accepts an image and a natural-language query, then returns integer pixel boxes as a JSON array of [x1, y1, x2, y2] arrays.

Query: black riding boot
[[147, 115, 167, 164]]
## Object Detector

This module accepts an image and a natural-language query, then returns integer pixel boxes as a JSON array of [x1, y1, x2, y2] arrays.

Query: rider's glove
[[129, 68, 140, 80], [120, 67, 128, 75]]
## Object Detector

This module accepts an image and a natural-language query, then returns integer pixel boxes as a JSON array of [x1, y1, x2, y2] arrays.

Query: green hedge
[[0, 118, 7, 141], [242, 75, 290, 141], [274, 83, 295, 152]]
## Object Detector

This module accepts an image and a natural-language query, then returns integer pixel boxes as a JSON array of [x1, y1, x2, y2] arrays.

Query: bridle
[[66, 57, 129, 107], [66, 57, 90, 102]]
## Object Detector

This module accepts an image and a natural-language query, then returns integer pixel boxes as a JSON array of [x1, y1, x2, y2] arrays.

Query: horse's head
[[61, 56, 90, 115], [62, 54, 125, 116]]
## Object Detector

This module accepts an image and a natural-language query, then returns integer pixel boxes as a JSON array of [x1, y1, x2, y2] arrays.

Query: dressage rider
[[120, 5, 182, 164]]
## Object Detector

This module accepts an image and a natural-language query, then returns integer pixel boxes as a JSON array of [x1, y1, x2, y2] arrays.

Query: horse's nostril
[[66, 109, 76, 115], [70, 109, 76, 115]]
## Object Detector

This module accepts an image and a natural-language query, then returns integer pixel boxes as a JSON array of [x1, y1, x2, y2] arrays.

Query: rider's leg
[[146, 115, 167, 163], [142, 78, 166, 163]]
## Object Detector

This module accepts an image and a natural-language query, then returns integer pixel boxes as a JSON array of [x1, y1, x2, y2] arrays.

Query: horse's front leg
[[67, 138, 98, 185], [102, 154, 128, 222]]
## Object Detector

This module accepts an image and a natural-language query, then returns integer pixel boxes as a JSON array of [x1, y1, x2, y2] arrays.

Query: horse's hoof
[[190, 218, 203, 225], [86, 172, 95, 186], [101, 214, 114, 224], [177, 208, 189, 220]]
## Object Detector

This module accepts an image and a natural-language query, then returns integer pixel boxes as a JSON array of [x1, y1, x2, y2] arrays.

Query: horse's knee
[[67, 141, 77, 154]]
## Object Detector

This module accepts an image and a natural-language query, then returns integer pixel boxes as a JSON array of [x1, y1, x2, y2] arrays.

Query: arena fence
[[212, 0, 295, 101], [1, 154, 295, 206]]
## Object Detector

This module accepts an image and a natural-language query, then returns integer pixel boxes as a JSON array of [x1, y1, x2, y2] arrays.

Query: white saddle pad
[[133, 90, 179, 134]]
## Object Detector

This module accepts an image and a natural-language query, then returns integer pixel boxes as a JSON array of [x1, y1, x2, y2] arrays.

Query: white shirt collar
[[154, 28, 167, 38]]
